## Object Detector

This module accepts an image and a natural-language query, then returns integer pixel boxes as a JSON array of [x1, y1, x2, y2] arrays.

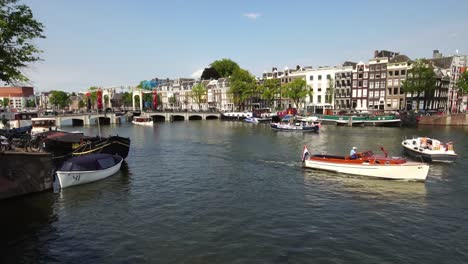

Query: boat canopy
[[58, 153, 121, 172]]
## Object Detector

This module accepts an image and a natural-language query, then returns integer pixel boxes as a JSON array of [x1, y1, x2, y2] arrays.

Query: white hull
[[304, 159, 429, 181], [401, 138, 457, 163], [56, 159, 123, 188], [132, 121, 153, 126]]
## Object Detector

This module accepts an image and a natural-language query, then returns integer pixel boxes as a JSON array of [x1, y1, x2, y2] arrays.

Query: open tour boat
[[270, 115, 320, 132], [402, 137, 458, 163], [132, 116, 153, 126], [301, 145, 429, 181]]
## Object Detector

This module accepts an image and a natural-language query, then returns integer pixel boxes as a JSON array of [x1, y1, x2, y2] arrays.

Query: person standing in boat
[[350, 147, 357, 159]]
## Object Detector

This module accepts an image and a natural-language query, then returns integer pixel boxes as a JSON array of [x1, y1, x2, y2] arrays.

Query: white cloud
[[191, 68, 204, 78], [243, 13, 261, 20]]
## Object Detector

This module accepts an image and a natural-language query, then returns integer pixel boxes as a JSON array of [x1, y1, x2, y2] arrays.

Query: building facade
[[368, 57, 388, 110], [0, 86, 35, 109], [386, 55, 410, 111], [351, 62, 369, 111], [334, 66, 353, 110]]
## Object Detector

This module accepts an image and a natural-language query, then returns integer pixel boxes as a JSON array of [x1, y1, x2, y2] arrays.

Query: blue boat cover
[[58, 153, 122, 171]]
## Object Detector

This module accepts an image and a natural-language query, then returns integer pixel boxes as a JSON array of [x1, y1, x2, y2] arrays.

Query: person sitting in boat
[[420, 136, 427, 147], [350, 147, 357, 159]]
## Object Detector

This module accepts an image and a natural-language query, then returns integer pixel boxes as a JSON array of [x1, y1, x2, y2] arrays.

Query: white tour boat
[[402, 137, 458, 163], [132, 116, 153, 126]]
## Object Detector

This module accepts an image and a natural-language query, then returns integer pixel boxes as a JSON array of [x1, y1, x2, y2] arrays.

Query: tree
[[211, 59, 240, 78], [122, 92, 132, 107], [402, 59, 436, 111], [104, 94, 109, 108], [228, 68, 256, 110], [71, 92, 76, 96], [49, 90, 71, 109], [457, 70, 468, 95], [0, 0, 45, 84], [25, 99, 35, 107], [190, 83, 207, 110], [88, 86, 98, 109], [326, 77, 335, 105], [200, 67, 221, 80], [283, 78, 308, 109], [2, 98, 9, 107], [258, 78, 281, 108], [78, 99, 85, 109]]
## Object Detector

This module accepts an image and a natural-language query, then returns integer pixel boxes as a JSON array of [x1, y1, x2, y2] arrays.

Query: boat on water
[[320, 114, 401, 127], [402, 137, 458, 163], [56, 153, 123, 188], [270, 114, 320, 132], [132, 116, 153, 126], [30, 117, 82, 135], [301, 145, 429, 181]]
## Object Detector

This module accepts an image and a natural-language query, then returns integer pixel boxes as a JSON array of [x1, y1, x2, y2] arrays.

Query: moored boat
[[301, 146, 429, 181], [402, 137, 458, 163], [132, 116, 153, 126], [56, 153, 123, 188], [270, 114, 320, 132]]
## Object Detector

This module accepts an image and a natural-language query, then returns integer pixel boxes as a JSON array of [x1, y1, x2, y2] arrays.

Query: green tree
[[25, 99, 35, 107], [122, 92, 132, 107], [78, 99, 85, 109], [457, 71, 468, 95], [49, 90, 71, 109], [326, 77, 335, 105], [0, 0, 45, 84], [258, 78, 281, 108], [402, 59, 436, 111], [88, 86, 98, 109], [283, 78, 308, 109], [1, 98, 9, 107], [228, 68, 256, 110], [168, 95, 177, 108], [211, 59, 240, 78], [190, 83, 207, 110], [104, 94, 109, 108]]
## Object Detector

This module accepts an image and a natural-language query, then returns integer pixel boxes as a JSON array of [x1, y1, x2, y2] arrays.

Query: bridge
[[44, 113, 119, 127], [143, 111, 221, 122], [46, 111, 222, 126]]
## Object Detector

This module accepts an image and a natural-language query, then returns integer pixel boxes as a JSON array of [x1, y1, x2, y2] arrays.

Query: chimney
[[374, 50, 379, 58], [433, 50, 440, 59]]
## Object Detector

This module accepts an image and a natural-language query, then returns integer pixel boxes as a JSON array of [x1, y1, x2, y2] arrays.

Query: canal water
[[1, 121, 468, 263]]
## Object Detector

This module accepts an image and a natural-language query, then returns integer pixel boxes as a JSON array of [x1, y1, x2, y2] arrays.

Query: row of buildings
[[152, 49, 467, 114], [1, 49, 467, 114]]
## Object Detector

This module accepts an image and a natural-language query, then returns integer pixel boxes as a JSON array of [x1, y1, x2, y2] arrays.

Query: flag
[[153, 90, 158, 110], [302, 145, 310, 162]]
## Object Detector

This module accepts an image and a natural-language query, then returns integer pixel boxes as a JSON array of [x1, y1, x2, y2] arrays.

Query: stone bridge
[[144, 112, 221, 122], [50, 113, 118, 126]]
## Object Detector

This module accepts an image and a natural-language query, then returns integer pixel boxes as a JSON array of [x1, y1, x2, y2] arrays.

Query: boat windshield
[[32, 120, 56, 127]]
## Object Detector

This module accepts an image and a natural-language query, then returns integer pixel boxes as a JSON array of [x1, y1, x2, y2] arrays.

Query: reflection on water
[[302, 169, 427, 200]]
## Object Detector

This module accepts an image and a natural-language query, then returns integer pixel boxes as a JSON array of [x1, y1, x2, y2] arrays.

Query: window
[[370, 65, 375, 71], [375, 74, 381, 79], [382, 72, 386, 78], [381, 81, 386, 88], [401, 70, 406, 75], [358, 89, 362, 97], [369, 81, 374, 89], [388, 88, 392, 95], [381, 64, 387, 70], [309, 75, 313, 81], [363, 89, 367, 96], [363, 80, 368, 87], [370, 73, 375, 79], [364, 72, 368, 78], [358, 73, 363, 78], [369, 91, 374, 98], [353, 73, 357, 79], [395, 79, 399, 86], [318, 88, 322, 92], [389, 71, 393, 76], [395, 71, 399, 76], [358, 80, 363, 87], [380, 91, 385, 97], [318, 95, 321, 103], [375, 82, 380, 89], [352, 80, 357, 88], [327, 74, 331, 80], [393, 88, 398, 95], [318, 75, 322, 80], [376, 65, 381, 71], [388, 79, 393, 86]]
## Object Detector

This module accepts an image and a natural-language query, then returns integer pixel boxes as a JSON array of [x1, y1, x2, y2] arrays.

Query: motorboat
[[301, 145, 429, 181], [244, 117, 260, 123], [132, 116, 153, 126], [56, 153, 123, 188], [270, 114, 320, 132], [402, 137, 458, 163]]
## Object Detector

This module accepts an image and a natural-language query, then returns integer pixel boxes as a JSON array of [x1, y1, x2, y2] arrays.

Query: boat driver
[[350, 147, 357, 159]]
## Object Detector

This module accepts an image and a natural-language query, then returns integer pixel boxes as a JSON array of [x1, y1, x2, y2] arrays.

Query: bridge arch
[[171, 115, 185, 122], [189, 115, 202, 121]]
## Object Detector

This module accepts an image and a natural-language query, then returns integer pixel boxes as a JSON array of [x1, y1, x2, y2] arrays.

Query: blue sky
[[20, 0, 468, 92]]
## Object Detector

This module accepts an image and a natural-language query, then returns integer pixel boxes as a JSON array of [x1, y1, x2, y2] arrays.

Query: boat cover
[[58, 153, 122, 171]]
